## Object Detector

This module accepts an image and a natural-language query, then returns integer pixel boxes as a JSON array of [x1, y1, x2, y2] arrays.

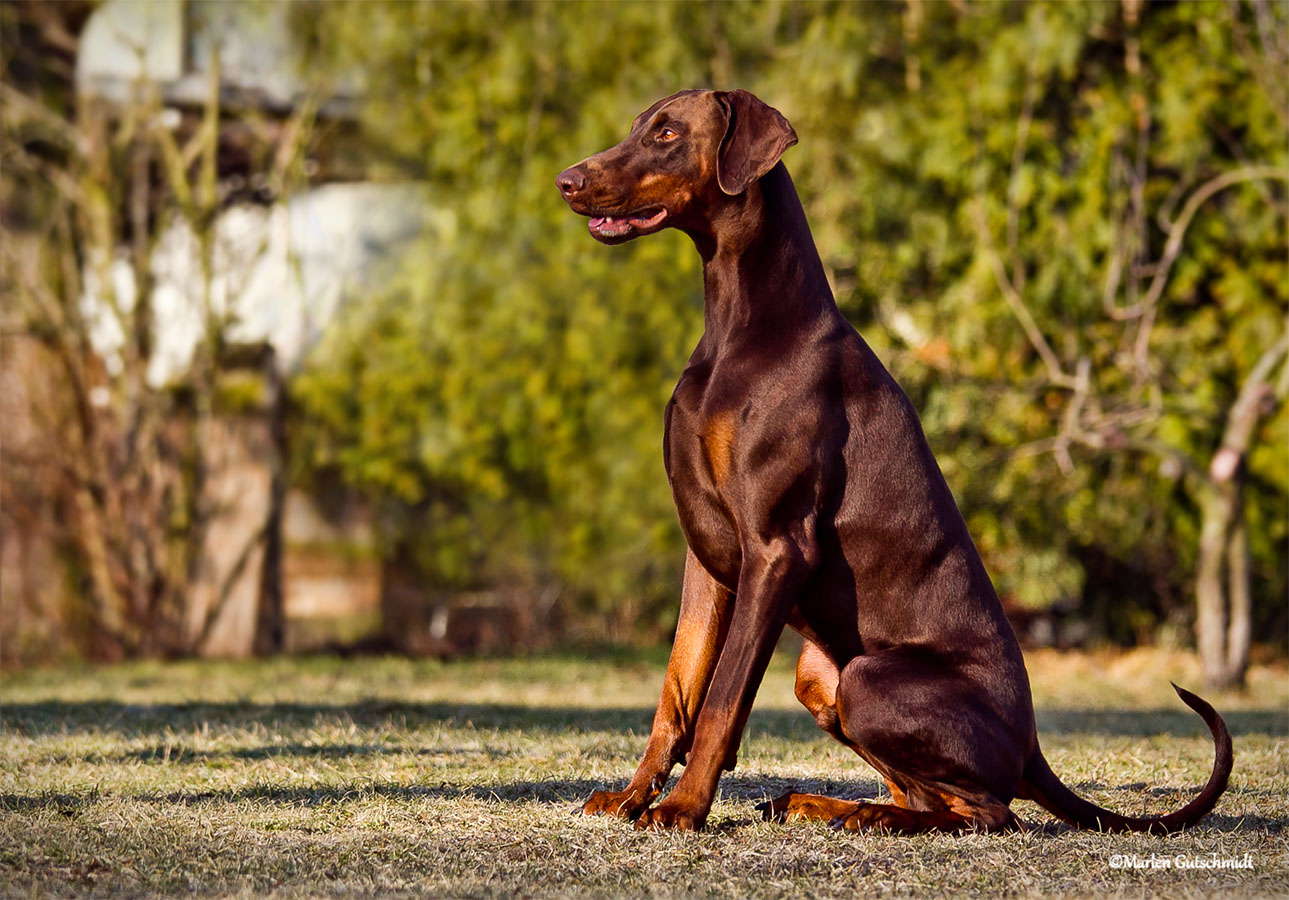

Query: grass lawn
[[2, 646, 1286, 898]]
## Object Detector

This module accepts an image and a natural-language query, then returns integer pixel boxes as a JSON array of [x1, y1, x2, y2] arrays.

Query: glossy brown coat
[[557, 90, 1231, 834]]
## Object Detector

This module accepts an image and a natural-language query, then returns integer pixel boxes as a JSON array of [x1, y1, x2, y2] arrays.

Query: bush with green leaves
[[291, 1, 1287, 650]]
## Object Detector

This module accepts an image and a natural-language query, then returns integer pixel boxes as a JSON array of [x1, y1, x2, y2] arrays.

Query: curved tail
[[1018, 684, 1232, 834]]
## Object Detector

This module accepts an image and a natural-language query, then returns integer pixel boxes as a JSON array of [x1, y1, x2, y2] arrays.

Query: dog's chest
[[662, 369, 744, 587]]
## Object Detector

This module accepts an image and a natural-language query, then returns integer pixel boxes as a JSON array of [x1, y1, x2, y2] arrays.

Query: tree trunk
[[1194, 476, 1252, 690], [254, 349, 287, 656], [1194, 483, 1236, 689], [1194, 334, 1288, 690], [73, 481, 127, 659], [1224, 486, 1251, 687]]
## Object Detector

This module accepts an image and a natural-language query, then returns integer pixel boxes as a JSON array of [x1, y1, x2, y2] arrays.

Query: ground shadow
[[1035, 707, 1287, 738], [4, 700, 1284, 740], [0, 773, 881, 813], [70, 742, 521, 766], [3, 699, 659, 739], [5, 776, 1282, 835]]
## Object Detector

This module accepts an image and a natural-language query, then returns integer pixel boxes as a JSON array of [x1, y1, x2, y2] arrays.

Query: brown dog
[[556, 89, 1231, 833]]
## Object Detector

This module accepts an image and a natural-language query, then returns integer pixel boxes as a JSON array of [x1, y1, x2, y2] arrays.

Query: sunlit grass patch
[[2, 648, 1285, 898]]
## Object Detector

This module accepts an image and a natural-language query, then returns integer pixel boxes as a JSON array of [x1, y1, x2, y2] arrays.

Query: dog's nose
[[556, 167, 586, 198]]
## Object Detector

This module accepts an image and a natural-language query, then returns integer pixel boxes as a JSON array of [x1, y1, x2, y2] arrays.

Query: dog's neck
[[688, 164, 837, 344]]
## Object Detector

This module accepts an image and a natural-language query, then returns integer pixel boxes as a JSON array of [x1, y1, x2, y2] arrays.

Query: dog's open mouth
[[588, 208, 668, 242]]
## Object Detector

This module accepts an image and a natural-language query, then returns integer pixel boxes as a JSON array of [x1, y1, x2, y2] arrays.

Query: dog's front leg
[[635, 536, 811, 831], [582, 547, 733, 820]]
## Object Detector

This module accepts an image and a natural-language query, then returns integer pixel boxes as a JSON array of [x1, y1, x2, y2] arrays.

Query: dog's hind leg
[[759, 639, 890, 823], [831, 794, 1018, 834], [766, 642, 1028, 834], [826, 647, 1029, 834]]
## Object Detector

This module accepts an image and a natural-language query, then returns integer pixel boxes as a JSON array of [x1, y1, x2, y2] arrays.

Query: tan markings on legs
[[582, 547, 732, 820], [837, 796, 1017, 834], [793, 638, 843, 738], [937, 790, 1018, 830], [634, 538, 813, 831], [883, 777, 910, 808], [755, 641, 877, 825], [759, 792, 863, 823], [836, 803, 970, 834]]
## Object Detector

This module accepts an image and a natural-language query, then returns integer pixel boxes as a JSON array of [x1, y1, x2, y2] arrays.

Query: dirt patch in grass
[[2, 649, 1285, 898]]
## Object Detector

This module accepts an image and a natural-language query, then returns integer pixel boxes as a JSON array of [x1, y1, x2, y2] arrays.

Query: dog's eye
[[657, 128, 679, 142]]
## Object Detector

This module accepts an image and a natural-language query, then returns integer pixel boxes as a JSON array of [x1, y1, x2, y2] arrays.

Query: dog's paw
[[634, 800, 705, 832], [755, 791, 796, 822], [582, 788, 648, 820], [761, 791, 862, 824], [830, 804, 879, 832]]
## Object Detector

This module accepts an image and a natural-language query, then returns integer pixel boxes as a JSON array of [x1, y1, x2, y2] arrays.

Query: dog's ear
[[715, 90, 798, 196]]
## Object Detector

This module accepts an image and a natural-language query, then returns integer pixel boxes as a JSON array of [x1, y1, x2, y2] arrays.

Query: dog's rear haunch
[[557, 89, 1231, 834]]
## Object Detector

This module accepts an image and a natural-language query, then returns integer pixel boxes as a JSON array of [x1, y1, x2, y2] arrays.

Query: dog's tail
[[1017, 683, 1232, 833]]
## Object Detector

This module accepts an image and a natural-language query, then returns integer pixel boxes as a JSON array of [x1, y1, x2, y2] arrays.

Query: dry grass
[[2, 647, 1286, 898]]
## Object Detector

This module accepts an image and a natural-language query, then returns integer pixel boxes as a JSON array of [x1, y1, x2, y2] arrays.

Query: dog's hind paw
[[761, 791, 864, 824]]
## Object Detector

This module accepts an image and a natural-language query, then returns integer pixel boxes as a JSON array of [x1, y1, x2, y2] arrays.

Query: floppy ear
[[715, 90, 798, 196]]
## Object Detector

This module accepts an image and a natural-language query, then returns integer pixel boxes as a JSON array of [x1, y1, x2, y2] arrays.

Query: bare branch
[[1005, 64, 1039, 288], [1131, 300, 1157, 386], [1101, 233, 1125, 321], [153, 115, 196, 215], [0, 82, 90, 158], [970, 200, 1076, 388], [1210, 329, 1289, 482], [1111, 165, 1289, 321], [1274, 336, 1289, 401]]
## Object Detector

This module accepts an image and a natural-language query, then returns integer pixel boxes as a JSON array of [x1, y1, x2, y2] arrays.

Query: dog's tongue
[[589, 216, 633, 237], [589, 209, 668, 238]]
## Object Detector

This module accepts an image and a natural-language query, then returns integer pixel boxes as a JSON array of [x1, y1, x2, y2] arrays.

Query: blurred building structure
[[3, 0, 431, 661]]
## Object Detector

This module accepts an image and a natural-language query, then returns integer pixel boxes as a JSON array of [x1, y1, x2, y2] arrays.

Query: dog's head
[[556, 89, 797, 244]]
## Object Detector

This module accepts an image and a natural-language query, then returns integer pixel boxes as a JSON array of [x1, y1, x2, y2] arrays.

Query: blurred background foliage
[[2, 0, 1285, 673], [289, 0, 1287, 648]]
